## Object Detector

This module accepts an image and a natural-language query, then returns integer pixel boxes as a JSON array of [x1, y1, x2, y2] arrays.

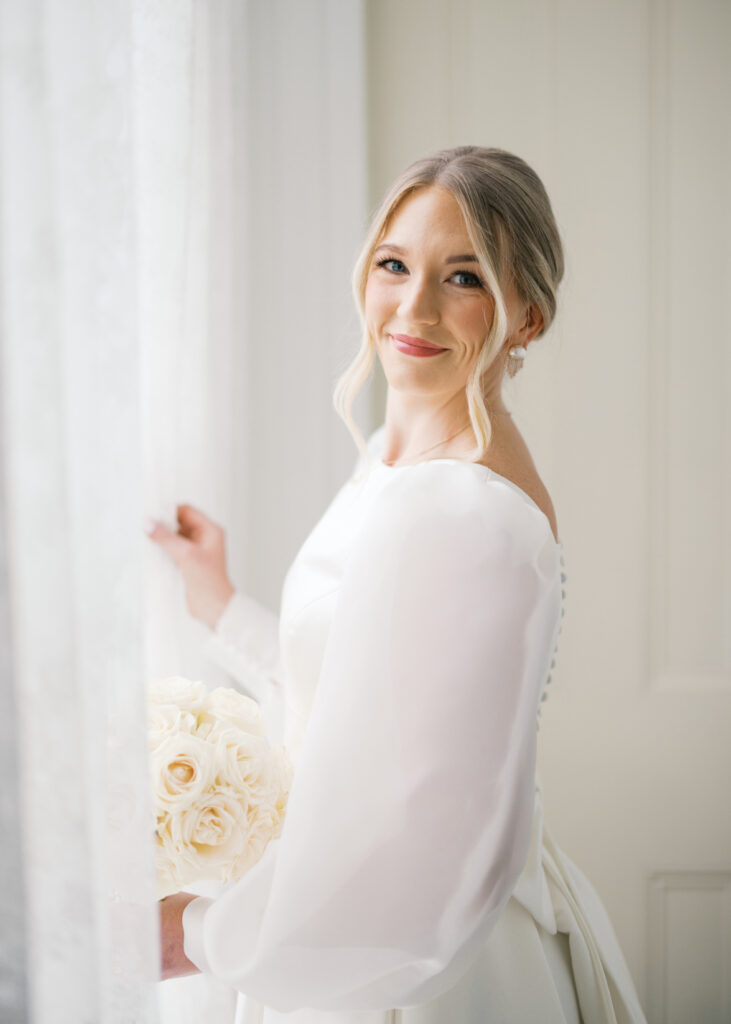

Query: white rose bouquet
[[148, 675, 294, 899]]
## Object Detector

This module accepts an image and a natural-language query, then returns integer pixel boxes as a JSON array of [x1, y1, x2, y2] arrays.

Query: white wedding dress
[[182, 425, 648, 1024]]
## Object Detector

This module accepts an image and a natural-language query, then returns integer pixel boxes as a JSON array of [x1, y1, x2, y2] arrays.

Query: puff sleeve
[[183, 463, 562, 1011]]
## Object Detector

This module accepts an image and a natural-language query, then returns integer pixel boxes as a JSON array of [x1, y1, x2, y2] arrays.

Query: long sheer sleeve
[[183, 463, 562, 1012], [198, 440, 373, 703], [200, 590, 282, 704]]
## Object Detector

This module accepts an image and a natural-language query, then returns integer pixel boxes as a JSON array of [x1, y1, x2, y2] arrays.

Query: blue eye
[[451, 271, 483, 288], [375, 257, 406, 273], [373, 256, 484, 289]]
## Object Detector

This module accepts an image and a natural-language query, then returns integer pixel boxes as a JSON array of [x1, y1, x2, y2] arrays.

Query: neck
[[380, 389, 511, 466]]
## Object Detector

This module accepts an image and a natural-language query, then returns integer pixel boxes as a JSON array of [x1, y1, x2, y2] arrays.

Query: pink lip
[[390, 333, 447, 357]]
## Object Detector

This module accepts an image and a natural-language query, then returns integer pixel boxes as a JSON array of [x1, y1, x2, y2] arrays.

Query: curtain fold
[[0, 1, 193, 1020], [0, 278, 28, 1024], [0, 0, 251, 1019], [1, 0, 368, 1019], [137, 1, 247, 1019]]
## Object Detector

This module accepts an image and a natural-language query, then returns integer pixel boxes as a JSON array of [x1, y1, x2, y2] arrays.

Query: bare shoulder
[[477, 424, 559, 544]]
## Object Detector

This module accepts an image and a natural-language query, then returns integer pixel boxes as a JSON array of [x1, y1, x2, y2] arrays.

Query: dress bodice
[[277, 424, 565, 764]]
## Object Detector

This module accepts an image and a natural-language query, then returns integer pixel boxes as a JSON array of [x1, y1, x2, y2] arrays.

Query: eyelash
[[374, 257, 485, 289]]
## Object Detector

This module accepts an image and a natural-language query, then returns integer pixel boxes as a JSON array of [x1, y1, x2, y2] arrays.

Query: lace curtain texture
[[1, 0, 368, 1019], [0, 1, 159, 1019], [0, 1, 246, 1020]]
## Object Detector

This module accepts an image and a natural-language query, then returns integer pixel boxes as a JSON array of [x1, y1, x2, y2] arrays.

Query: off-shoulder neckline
[[371, 455, 563, 550]]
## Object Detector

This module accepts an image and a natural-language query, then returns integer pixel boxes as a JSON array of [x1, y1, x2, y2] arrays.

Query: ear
[[516, 302, 544, 346]]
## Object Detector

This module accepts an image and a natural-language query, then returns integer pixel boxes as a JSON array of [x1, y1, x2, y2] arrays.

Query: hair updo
[[333, 145, 564, 471]]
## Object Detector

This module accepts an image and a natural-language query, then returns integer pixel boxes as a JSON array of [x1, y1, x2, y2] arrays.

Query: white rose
[[151, 733, 215, 812], [228, 803, 282, 879], [148, 703, 197, 752], [198, 687, 267, 739], [169, 790, 249, 875], [148, 676, 208, 716], [155, 815, 199, 897], [211, 728, 281, 806], [247, 802, 280, 846]]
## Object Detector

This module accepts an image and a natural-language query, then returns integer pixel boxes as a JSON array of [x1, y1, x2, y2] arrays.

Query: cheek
[[462, 299, 494, 344], [364, 277, 390, 329]]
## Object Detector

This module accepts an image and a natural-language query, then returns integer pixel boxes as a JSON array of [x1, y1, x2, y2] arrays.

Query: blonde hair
[[332, 145, 564, 475]]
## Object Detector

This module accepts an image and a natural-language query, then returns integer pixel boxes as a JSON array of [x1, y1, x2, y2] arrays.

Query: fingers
[[176, 504, 224, 546], [145, 504, 224, 556], [144, 519, 190, 563], [177, 503, 205, 523]]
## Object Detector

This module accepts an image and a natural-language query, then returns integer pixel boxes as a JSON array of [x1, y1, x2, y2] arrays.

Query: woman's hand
[[145, 504, 235, 629], [159, 892, 201, 981]]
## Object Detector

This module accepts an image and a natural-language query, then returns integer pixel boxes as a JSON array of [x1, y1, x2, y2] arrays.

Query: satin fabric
[[185, 426, 647, 1023]]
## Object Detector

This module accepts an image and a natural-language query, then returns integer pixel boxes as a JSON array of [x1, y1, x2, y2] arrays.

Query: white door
[[366, 1, 731, 1020]]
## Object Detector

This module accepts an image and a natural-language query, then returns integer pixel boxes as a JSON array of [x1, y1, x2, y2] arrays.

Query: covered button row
[[537, 561, 566, 726]]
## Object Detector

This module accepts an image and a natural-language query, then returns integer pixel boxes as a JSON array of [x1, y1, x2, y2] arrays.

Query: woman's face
[[364, 185, 526, 401]]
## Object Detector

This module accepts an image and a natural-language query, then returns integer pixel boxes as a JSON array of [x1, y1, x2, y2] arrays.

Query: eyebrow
[[373, 243, 478, 264]]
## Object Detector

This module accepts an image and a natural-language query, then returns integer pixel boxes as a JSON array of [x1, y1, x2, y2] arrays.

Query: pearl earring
[[506, 344, 527, 378]]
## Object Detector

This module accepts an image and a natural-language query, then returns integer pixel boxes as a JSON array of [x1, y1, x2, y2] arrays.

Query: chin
[[372, 350, 442, 385], [381, 370, 448, 398]]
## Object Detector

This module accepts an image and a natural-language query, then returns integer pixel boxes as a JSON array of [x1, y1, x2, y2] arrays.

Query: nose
[[396, 273, 440, 326]]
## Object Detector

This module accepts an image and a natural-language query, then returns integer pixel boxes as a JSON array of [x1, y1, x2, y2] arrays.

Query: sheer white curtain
[[140, 2, 251, 1020], [0, 1, 159, 1019], [0, 1, 245, 1020], [0, 0, 368, 1020]]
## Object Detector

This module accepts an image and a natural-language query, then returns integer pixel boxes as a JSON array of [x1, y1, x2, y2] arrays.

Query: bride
[[147, 145, 647, 1023]]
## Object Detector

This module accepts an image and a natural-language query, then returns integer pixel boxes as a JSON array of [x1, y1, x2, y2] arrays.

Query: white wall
[[239, 0, 372, 612], [366, 2, 731, 1021]]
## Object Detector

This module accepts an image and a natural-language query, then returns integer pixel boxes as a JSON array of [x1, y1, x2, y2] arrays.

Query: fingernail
[[143, 518, 156, 535]]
